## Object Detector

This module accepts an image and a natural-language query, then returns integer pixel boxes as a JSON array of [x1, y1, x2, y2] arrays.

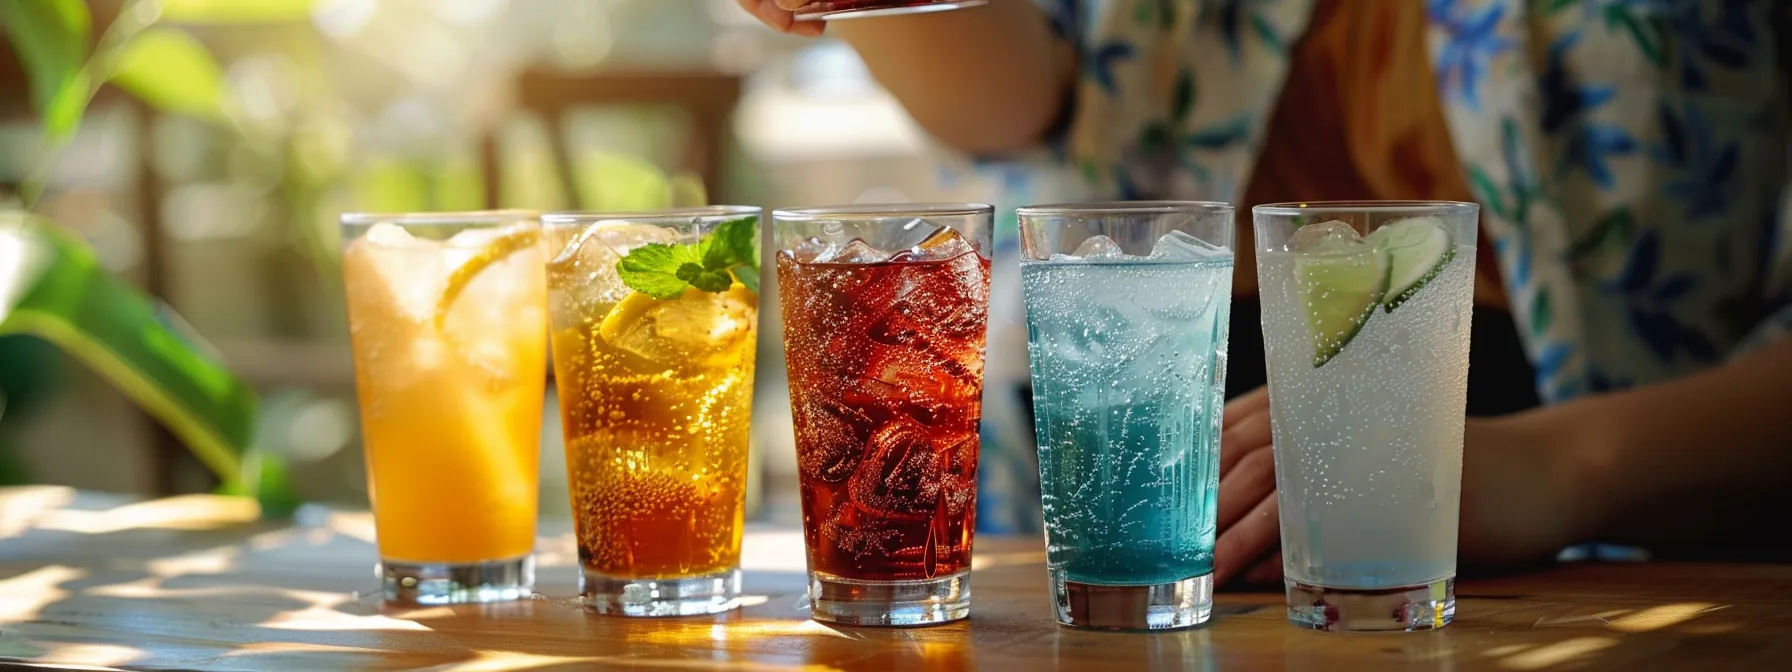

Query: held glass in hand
[[794, 0, 988, 21]]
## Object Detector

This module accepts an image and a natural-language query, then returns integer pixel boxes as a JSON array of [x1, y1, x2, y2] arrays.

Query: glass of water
[[1252, 201, 1479, 632]]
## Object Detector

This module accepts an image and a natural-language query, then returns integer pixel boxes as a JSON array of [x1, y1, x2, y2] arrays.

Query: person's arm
[[1541, 338, 1792, 557], [828, 1, 1076, 155]]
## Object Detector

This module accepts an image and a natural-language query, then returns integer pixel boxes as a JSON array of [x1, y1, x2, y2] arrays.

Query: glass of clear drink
[[543, 208, 762, 617], [1017, 202, 1235, 630], [774, 203, 993, 626], [793, 0, 988, 21], [339, 211, 548, 605], [1252, 201, 1479, 632]]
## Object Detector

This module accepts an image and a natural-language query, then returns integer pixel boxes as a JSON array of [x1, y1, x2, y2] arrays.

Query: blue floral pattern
[[1004, 0, 1791, 403]]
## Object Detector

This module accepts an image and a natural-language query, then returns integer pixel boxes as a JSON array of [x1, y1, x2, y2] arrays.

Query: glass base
[[798, 0, 988, 21], [1285, 576, 1455, 632], [380, 556, 533, 605], [1050, 570, 1213, 631], [580, 568, 742, 617], [808, 570, 970, 627]]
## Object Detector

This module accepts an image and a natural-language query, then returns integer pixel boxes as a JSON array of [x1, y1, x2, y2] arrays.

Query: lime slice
[[1366, 216, 1455, 313], [432, 228, 541, 331], [1294, 244, 1389, 368]]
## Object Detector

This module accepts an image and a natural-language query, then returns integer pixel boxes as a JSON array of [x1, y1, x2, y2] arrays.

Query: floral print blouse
[[1014, 0, 1792, 403]]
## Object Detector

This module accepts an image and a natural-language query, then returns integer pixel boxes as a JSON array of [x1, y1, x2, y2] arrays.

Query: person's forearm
[[1541, 339, 1792, 556], [829, 0, 1075, 155]]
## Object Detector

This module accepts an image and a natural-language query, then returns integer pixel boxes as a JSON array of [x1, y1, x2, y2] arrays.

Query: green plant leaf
[[161, 0, 315, 24], [617, 243, 703, 299], [0, 0, 92, 138], [42, 70, 91, 141], [699, 215, 759, 274], [110, 28, 226, 119], [0, 213, 254, 492]]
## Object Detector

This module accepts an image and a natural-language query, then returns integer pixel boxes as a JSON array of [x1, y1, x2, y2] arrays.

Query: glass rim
[[339, 209, 539, 227], [1016, 200, 1234, 217], [772, 202, 993, 221], [541, 205, 762, 226], [1252, 200, 1479, 217]]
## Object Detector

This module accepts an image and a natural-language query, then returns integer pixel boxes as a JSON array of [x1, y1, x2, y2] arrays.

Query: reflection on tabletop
[[0, 486, 1779, 671]]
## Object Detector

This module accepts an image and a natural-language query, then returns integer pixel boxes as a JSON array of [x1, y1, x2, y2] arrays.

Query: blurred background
[[0, 0, 1050, 531]]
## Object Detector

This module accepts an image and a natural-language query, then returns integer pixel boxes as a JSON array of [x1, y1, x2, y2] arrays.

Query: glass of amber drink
[[340, 211, 547, 605], [774, 203, 993, 626], [545, 207, 761, 617]]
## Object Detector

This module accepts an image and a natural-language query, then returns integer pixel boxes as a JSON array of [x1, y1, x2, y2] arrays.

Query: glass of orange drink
[[340, 210, 547, 605], [543, 207, 760, 617]]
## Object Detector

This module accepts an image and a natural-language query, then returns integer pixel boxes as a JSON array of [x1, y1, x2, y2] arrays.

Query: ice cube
[[548, 222, 679, 311], [344, 224, 443, 323], [1149, 230, 1232, 261], [794, 397, 871, 483], [791, 237, 838, 263], [363, 222, 430, 248], [814, 239, 889, 264], [446, 226, 515, 249], [1289, 219, 1366, 254], [1067, 234, 1129, 260], [892, 227, 976, 262], [848, 418, 945, 521]]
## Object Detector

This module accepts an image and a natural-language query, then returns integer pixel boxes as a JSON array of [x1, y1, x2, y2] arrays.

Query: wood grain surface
[[0, 486, 1784, 671]]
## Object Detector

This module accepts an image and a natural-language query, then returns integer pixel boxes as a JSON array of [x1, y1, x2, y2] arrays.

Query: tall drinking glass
[[543, 207, 762, 617], [1252, 201, 1479, 632], [774, 203, 993, 626], [339, 211, 547, 605], [793, 0, 988, 21], [1017, 202, 1235, 630]]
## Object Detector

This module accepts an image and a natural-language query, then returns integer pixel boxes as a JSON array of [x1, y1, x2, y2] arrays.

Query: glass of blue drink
[[1017, 201, 1236, 630]]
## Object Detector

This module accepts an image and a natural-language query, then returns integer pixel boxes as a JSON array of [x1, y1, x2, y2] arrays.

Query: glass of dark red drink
[[773, 203, 994, 626], [792, 0, 988, 21]]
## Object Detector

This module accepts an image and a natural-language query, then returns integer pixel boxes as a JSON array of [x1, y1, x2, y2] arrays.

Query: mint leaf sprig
[[616, 215, 760, 300]]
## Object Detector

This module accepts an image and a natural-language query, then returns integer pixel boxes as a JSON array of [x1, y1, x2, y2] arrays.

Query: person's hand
[[1211, 394, 1592, 587], [1212, 386, 1283, 587], [737, 1, 827, 37], [1456, 412, 1592, 567]]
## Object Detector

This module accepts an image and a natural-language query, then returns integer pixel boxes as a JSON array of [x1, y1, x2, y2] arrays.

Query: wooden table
[[1, 487, 1784, 670]]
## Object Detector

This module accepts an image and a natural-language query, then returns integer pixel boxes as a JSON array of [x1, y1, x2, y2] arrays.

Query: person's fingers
[[1242, 551, 1284, 586], [1218, 411, 1272, 477], [1222, 386, 1270, 429], [741, 0, 824, 36], [1212, 494, 1279, 586], [1216, 446, 1275, 531]]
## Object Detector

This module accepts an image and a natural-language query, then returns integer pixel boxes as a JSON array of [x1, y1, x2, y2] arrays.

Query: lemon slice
[[432, 228, 541, 331], [598, 284, 757, 368]]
